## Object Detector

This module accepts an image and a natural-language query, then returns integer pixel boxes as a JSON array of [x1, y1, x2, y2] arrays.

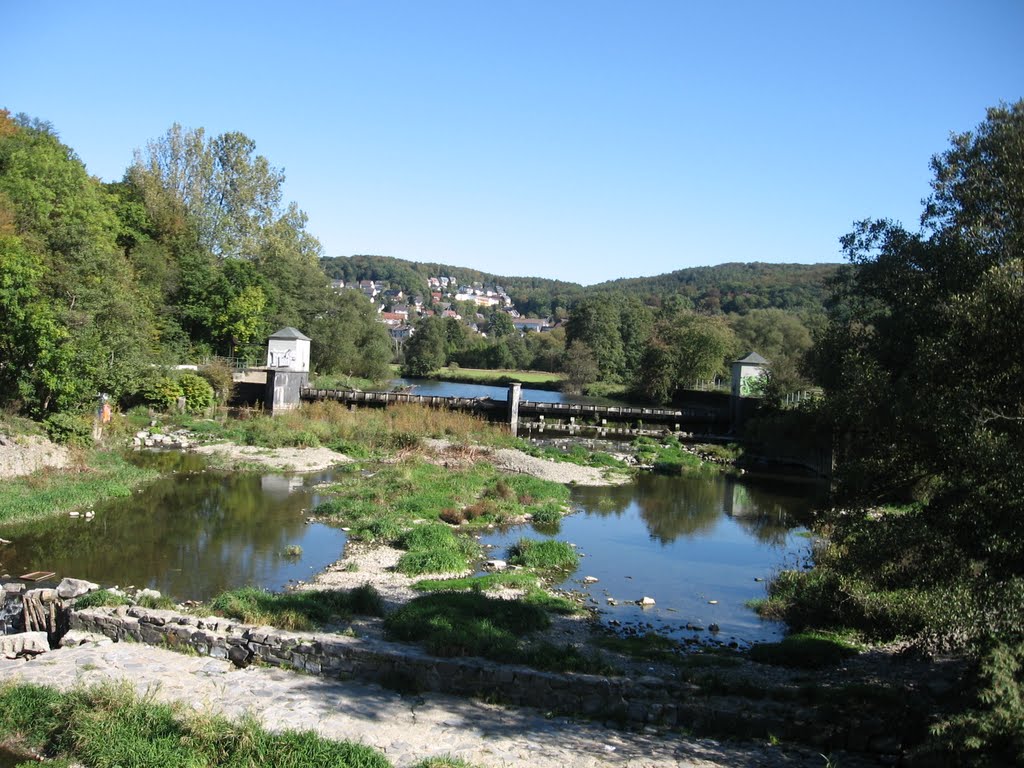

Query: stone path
[[0, 641, 829, 768]]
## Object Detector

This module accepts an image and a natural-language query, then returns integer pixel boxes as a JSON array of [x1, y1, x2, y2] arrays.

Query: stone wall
[[68, 606, 914, 758], [71, 606, 688, 727]]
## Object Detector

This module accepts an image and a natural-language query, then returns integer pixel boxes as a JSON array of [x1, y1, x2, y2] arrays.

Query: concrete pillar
[[507, 383, 522, 438]]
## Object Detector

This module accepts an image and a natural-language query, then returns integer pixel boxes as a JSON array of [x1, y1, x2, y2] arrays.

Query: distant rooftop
[[269, 327, 310, 341]]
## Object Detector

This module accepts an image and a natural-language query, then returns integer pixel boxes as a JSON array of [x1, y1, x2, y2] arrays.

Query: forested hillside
[[320, 254, 838, 318]]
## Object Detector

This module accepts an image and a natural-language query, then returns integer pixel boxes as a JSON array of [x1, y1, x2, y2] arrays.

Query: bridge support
[[507, 383, 522, 438]]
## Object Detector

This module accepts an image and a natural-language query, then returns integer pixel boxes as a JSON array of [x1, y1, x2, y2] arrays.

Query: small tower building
[[731, 351, 769, 398], [265, 327, 311, 413], [266, 327, 310, 372]]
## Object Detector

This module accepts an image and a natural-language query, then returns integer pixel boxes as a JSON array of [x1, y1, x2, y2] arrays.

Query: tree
[[562, 340, 598, 394], [634, 311, 735, 403], [308, 290, 392, 380], [565, 296, 625, 381], [401, 316, 447, 377], [487, 309, 515, 338], [129, 124, 283, 261]]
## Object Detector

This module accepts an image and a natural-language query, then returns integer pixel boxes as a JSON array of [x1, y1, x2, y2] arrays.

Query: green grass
[[507, 538, 580, 571], [312, 458, 570, 542], [73, 589, 132, 609], [413, 572, 544, 592], [0, 681, 391, 768], [521, 442, 630, 471], [395, 523, 480, 575], [383, 592, 611, 674], [205, 585, 383, 631], [0, 450, 159, 524], [630, 435, 725, 474], [748, 631, 861, 669]]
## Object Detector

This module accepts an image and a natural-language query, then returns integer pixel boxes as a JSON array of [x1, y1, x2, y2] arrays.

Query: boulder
[[638, 596, 656, 606], [484, 559, 507, 571], [57, 577, 99, 600], [60, 629, 113, 648], [1, 631, 49, 658]]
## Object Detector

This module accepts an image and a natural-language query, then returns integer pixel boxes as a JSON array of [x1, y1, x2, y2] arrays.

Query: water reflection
[[0, 453, 347, 601], [484, 472, 825, 645], [572, 473, 811, 546]]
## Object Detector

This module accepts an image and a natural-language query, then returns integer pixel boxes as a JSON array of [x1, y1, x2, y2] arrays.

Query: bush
[[198, 360, 235, 404], [178, 373, 214, 413], [43, 411, 93, 447], [931, 638, 1024, 765], [139, 375, 182, 411]]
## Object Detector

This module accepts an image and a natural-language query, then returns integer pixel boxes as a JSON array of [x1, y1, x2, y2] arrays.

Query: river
[[0, 452, 821, 646]]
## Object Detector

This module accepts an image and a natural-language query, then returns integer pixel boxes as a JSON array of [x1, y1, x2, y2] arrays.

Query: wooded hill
[[320, 255, 839, 318]]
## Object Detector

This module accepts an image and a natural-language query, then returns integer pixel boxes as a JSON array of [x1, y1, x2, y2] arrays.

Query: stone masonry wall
[[71, 606, 685, 727], [69, 606, 909, 756]]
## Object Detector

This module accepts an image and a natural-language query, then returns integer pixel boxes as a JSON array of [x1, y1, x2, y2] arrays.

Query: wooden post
[[507, 383, 522, 438]]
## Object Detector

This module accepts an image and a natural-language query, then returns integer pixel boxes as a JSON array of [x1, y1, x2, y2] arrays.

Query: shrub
[[529, 503, 563, 527], [139, 375, 183, 411], [178, 373, 214, 413], [198, 360, 235, 404], [43, 411, 93, 447]]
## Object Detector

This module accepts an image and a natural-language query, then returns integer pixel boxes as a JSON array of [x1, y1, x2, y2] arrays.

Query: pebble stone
[[0, 642, 830, 768]]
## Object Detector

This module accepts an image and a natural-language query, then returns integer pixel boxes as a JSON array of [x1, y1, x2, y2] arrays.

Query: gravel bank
[[191, 443, 353, 472]]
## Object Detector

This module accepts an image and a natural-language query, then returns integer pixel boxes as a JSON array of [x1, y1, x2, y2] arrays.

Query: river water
[[392, 377, 620, 405], [0, 452, 821, 645]]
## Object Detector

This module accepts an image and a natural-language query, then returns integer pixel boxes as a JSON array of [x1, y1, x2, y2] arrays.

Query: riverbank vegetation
[[0, 681, 392, 768], [0, 450, 158, 525], [759, 102, 1024, 764]]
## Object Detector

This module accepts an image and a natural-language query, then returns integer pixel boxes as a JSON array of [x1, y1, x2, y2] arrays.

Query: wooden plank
[[20, 571, 56, 582]]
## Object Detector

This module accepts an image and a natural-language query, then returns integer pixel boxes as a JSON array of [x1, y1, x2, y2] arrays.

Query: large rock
[[1, 631, 49, 658], [60, 629, 113, 648], [57, 577, 99, 600]]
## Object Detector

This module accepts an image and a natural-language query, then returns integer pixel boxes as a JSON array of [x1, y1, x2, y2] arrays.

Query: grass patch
[[748, 631, 861, 669], [0, 681, 390, 768], [312, 457, 570, 544], [73, 589, 131, 609], [413, 572, 542, 592], [384, 592, 610, 673], [522, 442, 629, 470], [206, 585, 383, 631], [394, 523, 480, 575], [508, 538, 579, 571], [0, 450, 159, 525], [631, 435, 723, 474], [594, 632, 686, 663]]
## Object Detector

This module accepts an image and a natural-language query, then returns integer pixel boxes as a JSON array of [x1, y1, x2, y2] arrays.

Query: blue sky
[[4, 1, 1022, 284]]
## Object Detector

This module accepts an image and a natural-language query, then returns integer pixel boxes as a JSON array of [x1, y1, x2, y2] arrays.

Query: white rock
[[57, 577, 99, 599], [484, 559, 508, 571], [60, 629, 113, 648], [1, 631, 49, 658], [137, 588, 162, 600], [638, 596, 656, 606], [583, 576, 600, 584]]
